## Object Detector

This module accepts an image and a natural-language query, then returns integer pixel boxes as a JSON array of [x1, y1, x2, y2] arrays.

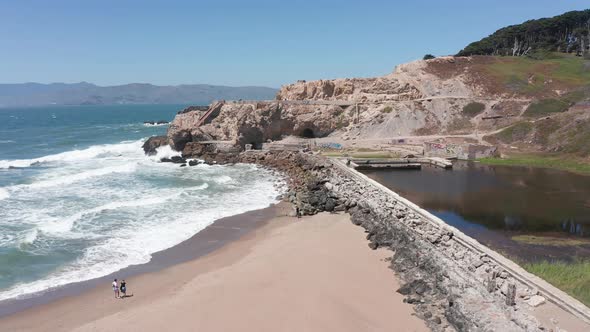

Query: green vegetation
[[462, 102, 485, 116], [512, 235, 590, 247], [381, 106, 393, 113], [483, 55, 590, 95], [521, 259, 590, 307], [457, 9, 590, 56], [561, 117, 590, 156], [479, 154, 590, 175], [423, 54, 436, 60], [523, 99, 570, 116], [489, 122, 533, 143], [447, 117, 473, 133], [334, 115, 347, 129]]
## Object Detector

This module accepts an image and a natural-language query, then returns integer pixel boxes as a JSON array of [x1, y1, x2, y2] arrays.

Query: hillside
[[167, 53, 590, 161], [457, 9, 590, 57], [0, 82, 277, 108]]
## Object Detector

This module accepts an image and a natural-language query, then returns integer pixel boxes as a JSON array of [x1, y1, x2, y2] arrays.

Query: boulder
[[160, 156, 186, 164], [142, 136, 168, 155], [524, 295, 546, 307], [170, 156, 186, 164], [168, 129, 192, 151], [182, 142, 216, 158]]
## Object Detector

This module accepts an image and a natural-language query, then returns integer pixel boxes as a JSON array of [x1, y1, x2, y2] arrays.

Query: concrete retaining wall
[[326, 158, 590, 330]]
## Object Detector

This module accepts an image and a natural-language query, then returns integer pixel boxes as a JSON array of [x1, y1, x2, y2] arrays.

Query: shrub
[[423, 54, 436, 60], [447, 117, 474, 133], [524, 99, 569, 117], [493, 122, 534, 143], [381, 106, 393, 113], [462, 102, 485, 116]]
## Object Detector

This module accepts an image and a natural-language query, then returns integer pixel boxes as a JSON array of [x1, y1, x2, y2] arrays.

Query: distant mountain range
[[0, 82, 278, 107]]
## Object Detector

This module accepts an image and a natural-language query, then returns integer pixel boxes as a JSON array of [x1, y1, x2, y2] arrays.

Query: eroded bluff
[[167, 101, 349, 154]]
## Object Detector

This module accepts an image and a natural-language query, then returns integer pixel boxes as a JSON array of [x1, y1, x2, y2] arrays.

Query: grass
[[523, 98, 570, 117], [484, 54, 590, 95], [512, 235, 590, 247], [521, 259, 590, 307], [462, 102, 485, 116], [479, 154, 590, 175], [447, 117, 473, 133], [488, 122, 533, 143], [381, 106, 393, 113]]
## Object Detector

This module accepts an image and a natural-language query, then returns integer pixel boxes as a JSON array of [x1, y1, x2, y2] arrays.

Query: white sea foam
[[0, 167, 285, 301], [214, 175, 233, 184], [0, 136, 287, 302], [143, 122, 169, 127], [37, 186, 207, 236], [0, 140, 144, 169], [0, 188, 9, 200], [27, 163, 138, 189], [20, 229, 38, 245], [152, 144, 181, 160]]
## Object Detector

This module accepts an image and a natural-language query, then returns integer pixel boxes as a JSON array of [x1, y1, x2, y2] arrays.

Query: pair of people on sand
[[112, 278, 128, 299]]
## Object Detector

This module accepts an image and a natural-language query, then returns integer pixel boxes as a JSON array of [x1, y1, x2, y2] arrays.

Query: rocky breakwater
[[230, 151, 560, 331]]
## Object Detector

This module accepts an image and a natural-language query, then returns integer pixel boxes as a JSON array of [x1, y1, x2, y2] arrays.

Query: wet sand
[[0, 207, 427, 331], [0, 203, 287, 317]]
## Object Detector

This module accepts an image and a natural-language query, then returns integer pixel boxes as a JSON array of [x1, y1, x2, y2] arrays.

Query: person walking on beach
[[120, 279, 127, 298], [112, 279, 120, 299]]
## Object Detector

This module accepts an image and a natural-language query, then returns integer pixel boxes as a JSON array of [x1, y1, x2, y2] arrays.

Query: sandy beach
[[0, 206, 427, 332]]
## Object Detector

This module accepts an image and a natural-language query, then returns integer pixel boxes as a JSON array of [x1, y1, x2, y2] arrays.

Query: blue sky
[[1, 0, 588, 88]]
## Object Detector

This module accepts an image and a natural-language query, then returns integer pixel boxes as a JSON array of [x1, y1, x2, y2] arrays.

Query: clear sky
[[1, 0, 589, 88]]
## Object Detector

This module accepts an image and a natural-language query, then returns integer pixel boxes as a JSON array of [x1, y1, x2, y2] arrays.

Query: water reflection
[[562, 219, 585, 236], [362, 161, 590, 237], [362, 162, 590, 261]]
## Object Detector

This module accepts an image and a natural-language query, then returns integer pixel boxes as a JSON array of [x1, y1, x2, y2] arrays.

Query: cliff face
[[276, 58, 473, 102], [167, 55, 590, 156], [167, 101, 348, 152]]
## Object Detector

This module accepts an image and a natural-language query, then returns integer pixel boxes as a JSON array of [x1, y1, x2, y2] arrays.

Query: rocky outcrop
[[276, 76, 424, 102], [165, 57, 526, 151], [167, 101, 349, 152], [142, 135, 168, 155], [177, 105, 209, 114]]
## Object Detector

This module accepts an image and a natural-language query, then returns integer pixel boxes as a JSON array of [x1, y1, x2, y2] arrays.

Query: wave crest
[[0, 140, 144, 169], [0, 188, 9, 200]]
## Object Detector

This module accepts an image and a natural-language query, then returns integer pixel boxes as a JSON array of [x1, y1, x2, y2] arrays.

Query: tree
[[457, 9, 590, 56], [423, 54, 436, 60]]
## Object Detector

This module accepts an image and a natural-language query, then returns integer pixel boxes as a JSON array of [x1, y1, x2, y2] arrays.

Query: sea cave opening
[[300, 128, 315, 138]]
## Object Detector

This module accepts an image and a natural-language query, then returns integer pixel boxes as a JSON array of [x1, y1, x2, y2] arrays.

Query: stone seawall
[[230, 150, 589, 331]]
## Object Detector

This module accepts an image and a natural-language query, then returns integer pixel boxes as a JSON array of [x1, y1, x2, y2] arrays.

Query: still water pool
[[361, 161, 590, 261]]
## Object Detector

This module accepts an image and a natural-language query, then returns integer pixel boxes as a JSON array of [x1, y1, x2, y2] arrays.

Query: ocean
[[0, 105, 284, 301]]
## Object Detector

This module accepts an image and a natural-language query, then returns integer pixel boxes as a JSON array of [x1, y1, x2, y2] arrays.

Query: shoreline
[[0, 202, 289, 318], [0, 205, 428, 332]]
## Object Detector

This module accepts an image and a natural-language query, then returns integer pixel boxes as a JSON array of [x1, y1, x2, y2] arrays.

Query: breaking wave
[[0, 140, 143, 169], [0, 139, 286, 301], [0, 188, 9, 201]]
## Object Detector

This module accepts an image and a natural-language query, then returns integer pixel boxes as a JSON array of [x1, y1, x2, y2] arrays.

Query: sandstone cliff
[[166, 55, 590, 156]]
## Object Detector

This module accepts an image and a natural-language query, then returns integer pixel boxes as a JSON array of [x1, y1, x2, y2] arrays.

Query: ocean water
[[0, 105, 285, 301]]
